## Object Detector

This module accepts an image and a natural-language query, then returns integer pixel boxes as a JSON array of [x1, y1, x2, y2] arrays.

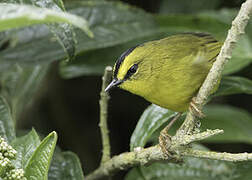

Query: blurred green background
[[4, 0, 251, 178]]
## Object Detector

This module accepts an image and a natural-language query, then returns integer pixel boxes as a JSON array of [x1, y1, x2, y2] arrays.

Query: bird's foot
[[159, 113, 181, 157], [159, 127, 172, 157], [189, 97, 205, 118]]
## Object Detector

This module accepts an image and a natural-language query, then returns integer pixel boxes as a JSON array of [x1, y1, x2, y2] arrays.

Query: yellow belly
[[142, 64, 209, 112]]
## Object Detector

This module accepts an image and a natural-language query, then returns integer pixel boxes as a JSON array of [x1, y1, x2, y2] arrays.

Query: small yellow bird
[[105, 33, 222, 113]]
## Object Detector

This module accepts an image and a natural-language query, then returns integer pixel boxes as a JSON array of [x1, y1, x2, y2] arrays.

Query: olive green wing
[[193, 33, 222, 64]]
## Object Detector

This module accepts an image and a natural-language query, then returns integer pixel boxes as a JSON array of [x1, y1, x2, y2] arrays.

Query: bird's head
[[105, 44, 153, 96]]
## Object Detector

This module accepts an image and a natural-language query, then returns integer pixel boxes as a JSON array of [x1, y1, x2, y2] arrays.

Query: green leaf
[[130, 104, 178, 151], [159, 0, 220, 14], [200, 105, 252, 144], [215, 76, 252, 96], [126, 145, 236, 180], [156, 14, 229, 38], [28, 0, 78, 61], [233, 162, 252, 180], [0, 3, 92, 37], [0, 0, 159, 65], [0, 64, 49, 119], [11, 129, 41, 169], [0, 96, 15, 143], [25, 131, 57, 180], [48, 150, 84, 180]]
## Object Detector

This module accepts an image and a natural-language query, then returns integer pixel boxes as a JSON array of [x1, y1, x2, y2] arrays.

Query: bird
[[105, 33, 222, 153]]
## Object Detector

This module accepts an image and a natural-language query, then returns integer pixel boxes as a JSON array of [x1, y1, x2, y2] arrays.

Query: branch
[[175, 0, 252, 136], [183, 149, 252, 162], [99, 66, 113, 164], [86, 146, 165, 180], [86, 144, 252, 180]]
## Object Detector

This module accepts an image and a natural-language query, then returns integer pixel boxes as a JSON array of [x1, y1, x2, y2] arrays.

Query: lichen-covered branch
[[86, 145, 166, 180], [86, 144, 252, 180], [176, 0, 252, 136], [171, 129, 224, 149], [99, 66, 113, 164], [183, 149, 252, 162]]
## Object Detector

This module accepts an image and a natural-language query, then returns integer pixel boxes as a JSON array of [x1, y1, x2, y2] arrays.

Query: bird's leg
[[189, 97, 205, 118], [159, 112, 182, 157]]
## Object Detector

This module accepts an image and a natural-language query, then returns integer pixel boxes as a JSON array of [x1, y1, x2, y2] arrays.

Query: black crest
[[113, 45, 138, 78]]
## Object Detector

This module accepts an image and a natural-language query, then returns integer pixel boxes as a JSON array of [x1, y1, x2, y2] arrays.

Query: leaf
[[28, 0, 78, 61], [0, 96, 15, 143], [0, 3, 92, 37], [233, 162, 252, 180], [11, 129, 41, 169], [130, 104, 178, 151], [48, 150, 84, 180], [156, 14, 229, 38], [126, 145, 236, 180], [214, 76, 252, 96], [159, 0, 220, 14], [200, 105, 252, 144], [0, 0, 159, 65], [25, 131, 57, 180], [0, 64, 49, 119]]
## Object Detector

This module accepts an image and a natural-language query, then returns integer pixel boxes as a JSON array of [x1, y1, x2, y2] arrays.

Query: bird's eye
[[128, 64, 138, 74]]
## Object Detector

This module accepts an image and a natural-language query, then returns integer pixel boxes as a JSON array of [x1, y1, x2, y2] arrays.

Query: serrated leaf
[[48, 150, 84, 180], [0, 3, 92, 37], [25, 131, 57, 180], [200, 105, 252, 144], [130, 104, 178, 151], [11, 129, 41, 168], [0, 64, 49, 119], [0, 96, 15, 143], [214, 76, 252, 96], [0, 0, 159, 65]]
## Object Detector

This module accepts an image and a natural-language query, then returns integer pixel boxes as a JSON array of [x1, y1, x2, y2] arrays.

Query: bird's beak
[[105, 79, 123, 92]]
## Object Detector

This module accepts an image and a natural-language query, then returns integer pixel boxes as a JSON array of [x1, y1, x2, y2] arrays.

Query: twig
[[86, 146, 165, 180], [171, 129, 224, 148], [183, 149, 252, 162], [175, 0, 252, 137], [99, 66, 113, 164]]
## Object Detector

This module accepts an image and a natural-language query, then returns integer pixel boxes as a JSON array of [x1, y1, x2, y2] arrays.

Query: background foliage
[[0, 0, 252, 179]]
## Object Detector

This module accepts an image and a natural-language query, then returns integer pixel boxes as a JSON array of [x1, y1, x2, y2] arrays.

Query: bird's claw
[[189, 97, 205, 118]]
